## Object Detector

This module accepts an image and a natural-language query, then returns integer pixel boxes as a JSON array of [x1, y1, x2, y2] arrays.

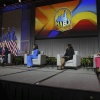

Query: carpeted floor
[[0, 65, 100, 92]]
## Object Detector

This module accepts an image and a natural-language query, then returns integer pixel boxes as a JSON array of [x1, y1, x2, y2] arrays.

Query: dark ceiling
[[0, 0, 37, 8], [0, 0, 71, 8]]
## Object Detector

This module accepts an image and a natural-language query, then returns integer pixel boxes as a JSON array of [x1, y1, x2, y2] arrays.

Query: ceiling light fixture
[[18, 0, 21, 2], [3, 4, 6, 6]]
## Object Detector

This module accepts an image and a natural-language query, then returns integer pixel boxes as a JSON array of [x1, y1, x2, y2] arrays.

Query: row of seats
[[6, 51, 99, 69], [24, 51, 81, 69]]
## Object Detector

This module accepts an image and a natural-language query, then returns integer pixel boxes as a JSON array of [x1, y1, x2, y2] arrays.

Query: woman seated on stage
[[57, 44, 75, 70], [27, 44, 40, 68]]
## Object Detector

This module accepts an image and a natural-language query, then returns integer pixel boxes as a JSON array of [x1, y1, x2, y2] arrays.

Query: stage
[[0, 65, 100, 100]]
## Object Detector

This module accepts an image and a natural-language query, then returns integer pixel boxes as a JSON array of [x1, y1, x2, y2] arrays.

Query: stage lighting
[[3, 4, 6, 6], [19, 0, 21, 2]]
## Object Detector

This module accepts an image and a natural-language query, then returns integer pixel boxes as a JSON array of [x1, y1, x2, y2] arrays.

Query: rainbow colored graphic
[[35, 0, 97, 39]]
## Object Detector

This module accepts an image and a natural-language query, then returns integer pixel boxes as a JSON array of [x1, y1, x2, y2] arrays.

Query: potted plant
[[85, 58, 91, 67], [81, 58, 86, 67]]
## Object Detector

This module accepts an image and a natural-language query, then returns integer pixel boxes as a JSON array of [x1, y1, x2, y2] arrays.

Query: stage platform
[[0, 65, 100, 100]]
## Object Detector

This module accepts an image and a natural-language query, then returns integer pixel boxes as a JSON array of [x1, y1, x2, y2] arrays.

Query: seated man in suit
[[0, 43, 9, 66]]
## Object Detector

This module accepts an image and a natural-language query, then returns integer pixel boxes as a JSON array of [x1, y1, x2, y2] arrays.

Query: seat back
[[40, 51, 44, 54], [32, 50, 41, 55], [74, 51, 78, 55], [93, 54, 98, 68], [66, 51, 78, 63], [64, 51, 81, 67]]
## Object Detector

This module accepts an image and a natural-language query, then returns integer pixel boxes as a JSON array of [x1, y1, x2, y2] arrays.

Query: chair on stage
[[93, 54, 100, 75], [8, 53, 12, 64], [0, 53, 12, 65], [24, 51, 46, 66], [57, 51, 81, 69], [93, 54, 100, 69]]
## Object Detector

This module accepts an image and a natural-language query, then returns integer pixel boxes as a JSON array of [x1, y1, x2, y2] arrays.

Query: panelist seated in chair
[[0, 43, 9, 66], [57, 44, 75, 70], [27, 44, 40, 68]]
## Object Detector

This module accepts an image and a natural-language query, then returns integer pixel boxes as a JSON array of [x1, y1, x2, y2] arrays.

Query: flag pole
[[1, 27, 5, 35], [8, 27, 10, 31], [1, 27, 5, 42]]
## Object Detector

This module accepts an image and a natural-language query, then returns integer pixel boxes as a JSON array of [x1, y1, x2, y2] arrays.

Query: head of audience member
[[33, 44, 38, 50]]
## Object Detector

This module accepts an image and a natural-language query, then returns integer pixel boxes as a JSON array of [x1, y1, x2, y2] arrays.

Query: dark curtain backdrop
[[0, 12, 2, 37], [21, 8, 31, 53], [30, 2, 35, 53], [97, 0, 100, 50], [21, 2, 35, 53], [0, 80, 100, 100]]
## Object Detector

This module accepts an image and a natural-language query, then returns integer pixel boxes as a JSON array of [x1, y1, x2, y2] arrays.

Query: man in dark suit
[[0, 43, 9, 66]]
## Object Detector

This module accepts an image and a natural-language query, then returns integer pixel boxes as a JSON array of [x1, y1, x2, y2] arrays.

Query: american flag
[[0, 27, 19, 56]]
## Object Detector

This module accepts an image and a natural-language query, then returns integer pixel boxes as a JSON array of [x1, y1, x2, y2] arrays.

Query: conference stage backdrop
[[35, 0, 97, 39], [0, 27, 19, 56]]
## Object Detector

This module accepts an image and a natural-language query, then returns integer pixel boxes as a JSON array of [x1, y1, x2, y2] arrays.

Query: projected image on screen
[[35, 0, 97, 39]]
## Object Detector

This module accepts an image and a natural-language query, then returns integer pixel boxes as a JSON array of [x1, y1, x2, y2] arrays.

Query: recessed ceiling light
[[19, 0, 21, 2], [3, 4, 6, 6]]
